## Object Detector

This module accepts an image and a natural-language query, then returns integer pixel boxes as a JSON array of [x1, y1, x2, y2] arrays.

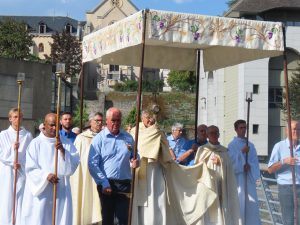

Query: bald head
[[44, 113, 57, 137]]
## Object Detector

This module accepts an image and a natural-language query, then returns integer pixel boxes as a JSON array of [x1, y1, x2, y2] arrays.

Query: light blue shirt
[[88, 127, 134, 189], [167, 135, 187, 159], [268, 138, 300, 185]]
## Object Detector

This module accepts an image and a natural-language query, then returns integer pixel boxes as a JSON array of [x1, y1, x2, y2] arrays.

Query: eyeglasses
[[94, 119, 103, 123]]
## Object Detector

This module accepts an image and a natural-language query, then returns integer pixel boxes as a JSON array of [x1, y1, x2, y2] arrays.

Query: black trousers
[[97, 179, 131, 225]]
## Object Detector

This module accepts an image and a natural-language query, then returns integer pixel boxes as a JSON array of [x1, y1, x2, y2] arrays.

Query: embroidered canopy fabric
[[82, 9, 284, 71]]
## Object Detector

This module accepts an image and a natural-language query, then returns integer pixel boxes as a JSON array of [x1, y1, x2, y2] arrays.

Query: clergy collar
[[39, 131, 56, 143], [8, 125, 25, 134]]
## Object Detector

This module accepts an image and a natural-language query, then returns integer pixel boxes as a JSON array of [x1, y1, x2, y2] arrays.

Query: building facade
[[199, 0, 300, 156]]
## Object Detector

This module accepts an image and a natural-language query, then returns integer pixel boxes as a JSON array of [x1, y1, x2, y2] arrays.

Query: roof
[[0, 16, 80, 34], [86, 0, 139, 14], [225, 0, 300, 17]]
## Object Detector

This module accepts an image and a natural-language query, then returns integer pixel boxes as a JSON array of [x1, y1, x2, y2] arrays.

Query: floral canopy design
[[82, 9, 284, 71]]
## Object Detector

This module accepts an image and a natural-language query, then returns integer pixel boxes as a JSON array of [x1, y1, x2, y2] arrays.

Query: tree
[[112, 80, 164, 92], [73, 103, 89, 128], [0, 19, 33, 59], [283, 60, 300, 120], [47, 31, 82, 78], [167, 70, 196, 92], [123, 107, 137, 127]]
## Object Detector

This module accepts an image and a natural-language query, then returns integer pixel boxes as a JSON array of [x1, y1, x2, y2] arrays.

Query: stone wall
[[0, 58, 52, 135], [104, 92, 196, 137]]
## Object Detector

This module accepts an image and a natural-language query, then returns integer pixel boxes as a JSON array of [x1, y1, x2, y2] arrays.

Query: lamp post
[[52, 63, 65, 225], [12, 72, 25, 225]]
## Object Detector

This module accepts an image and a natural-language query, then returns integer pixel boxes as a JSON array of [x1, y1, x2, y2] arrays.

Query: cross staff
[[244, 91, 253, 224], [52, 63, 65, 225], [12, 72, 25, 225]]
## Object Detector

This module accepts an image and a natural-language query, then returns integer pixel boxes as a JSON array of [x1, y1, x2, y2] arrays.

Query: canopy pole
[[128, 9, 148, 225], [80, 63, 84, 132], [282, 25, 298, 225], [195, 50, 201, 138]]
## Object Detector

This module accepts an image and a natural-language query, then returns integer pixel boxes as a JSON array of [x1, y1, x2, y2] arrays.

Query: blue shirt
[[59, 129, 77, 143], [88, 127, 134, 189], [268, 138, 300, 185], [183, 139, 208, 166], [167, 135, 187, 160]]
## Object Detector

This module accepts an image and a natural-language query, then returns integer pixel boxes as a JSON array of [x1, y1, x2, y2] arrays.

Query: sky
[[0, 0, 229, 21]]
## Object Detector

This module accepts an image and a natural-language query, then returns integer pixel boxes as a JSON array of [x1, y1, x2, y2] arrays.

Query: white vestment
[[70, 129, 101, 225], [228, 137, 261, 225], [0, 126, 32, 225], [21, 132, 80, 225]]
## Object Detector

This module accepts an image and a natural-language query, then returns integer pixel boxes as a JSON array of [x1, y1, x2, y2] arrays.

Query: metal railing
[[257, 171, 283, 225]]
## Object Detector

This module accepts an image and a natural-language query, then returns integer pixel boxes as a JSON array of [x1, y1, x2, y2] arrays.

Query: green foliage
[[73, 104, 89, 128], [0, 19, 33, 59], [112, 80, 164, 92], [167, 70, 196, 92], [46, 31, 82, 78], [123, 107, 137, 127], [283, 60, 300, 120]]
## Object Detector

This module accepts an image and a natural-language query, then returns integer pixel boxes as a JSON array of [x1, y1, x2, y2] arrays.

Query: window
[[253, 84, 259, 94], [38, 43, 44, 52], [65, 23, 72, 33], [269, 87, 283, 108], [253, 124, 259, 134], [39, 23, 46, 33], [109, 65, 119, 72]]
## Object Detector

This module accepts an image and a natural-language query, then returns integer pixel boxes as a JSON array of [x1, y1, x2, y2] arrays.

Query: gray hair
[[172, 122, 183, 131], [89, 112, 103, 121], [106, 107, 122, 119]]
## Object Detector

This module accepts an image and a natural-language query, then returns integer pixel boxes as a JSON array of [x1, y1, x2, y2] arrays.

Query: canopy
[[82, 9, 284, 71]]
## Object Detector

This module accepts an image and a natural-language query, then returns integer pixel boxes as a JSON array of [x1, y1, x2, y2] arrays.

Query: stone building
[[83, 0, 160, 99], [0, 16, 82, 59]]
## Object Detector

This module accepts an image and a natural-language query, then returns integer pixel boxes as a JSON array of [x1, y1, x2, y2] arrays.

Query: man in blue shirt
[[167, 122, 187, 164], [59, 112, 77, 143], [179, 124, 208, 165], [268, 120, 300, 225], [88, 107, 139, 225]]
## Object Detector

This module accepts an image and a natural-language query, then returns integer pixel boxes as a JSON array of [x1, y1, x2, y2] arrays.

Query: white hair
[[172, 122, 183, 131]]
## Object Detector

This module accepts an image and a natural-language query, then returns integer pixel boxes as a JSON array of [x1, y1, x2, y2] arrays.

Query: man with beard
[[0, 108, 33, 225], [71, 112, 104, 225], [60, 112, 77, 143], [21, 113, 79, 225]]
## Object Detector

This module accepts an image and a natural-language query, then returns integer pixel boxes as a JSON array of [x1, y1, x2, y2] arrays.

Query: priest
[[21, 113, 80, 225], [70, 112, 104, 225], [194, 125, 241, 225], [0, 108, 33, 225]]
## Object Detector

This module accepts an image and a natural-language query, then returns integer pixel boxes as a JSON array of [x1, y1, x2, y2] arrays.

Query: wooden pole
[[52, 72, 62, 225], [244, 92, 252, 224], [80, 63, 84, 132], [127, 9, 148, 225], [282, 25, 298, 225], [12, 78, 24, 225], [195, 50, 201, 139]]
